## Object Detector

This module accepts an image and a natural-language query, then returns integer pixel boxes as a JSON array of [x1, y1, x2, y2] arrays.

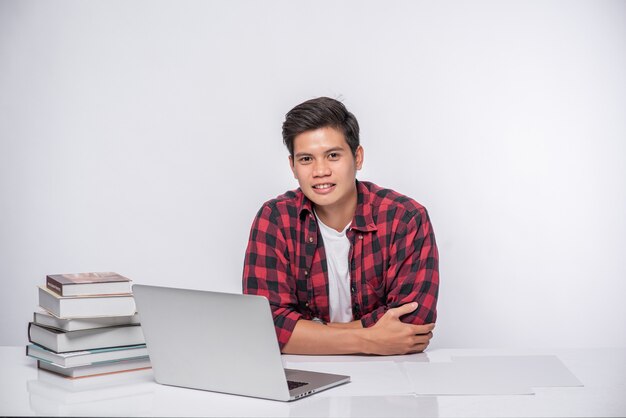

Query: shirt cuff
[[359, 306, 388, 328]]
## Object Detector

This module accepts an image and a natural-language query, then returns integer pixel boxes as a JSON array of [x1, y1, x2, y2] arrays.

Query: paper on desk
[[283, 361, 413, 397], [452, 355, 583, 387], [403, 361, 534, 395]]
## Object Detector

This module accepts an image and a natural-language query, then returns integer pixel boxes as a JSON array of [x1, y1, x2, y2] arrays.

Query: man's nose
[[313, 160, 331, 177]]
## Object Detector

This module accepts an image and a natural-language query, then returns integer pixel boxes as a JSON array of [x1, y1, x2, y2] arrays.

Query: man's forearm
[[327, 320, 363, 329], [282, 320, 370, 355], [283, 302, 435, 355], [281, 303, 435, 356]]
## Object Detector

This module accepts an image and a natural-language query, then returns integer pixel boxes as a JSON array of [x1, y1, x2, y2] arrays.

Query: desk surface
[[1, 346, 625, 417]]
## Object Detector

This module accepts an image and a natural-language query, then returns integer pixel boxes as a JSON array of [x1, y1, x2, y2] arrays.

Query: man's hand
[[363, 302, 435, 355]]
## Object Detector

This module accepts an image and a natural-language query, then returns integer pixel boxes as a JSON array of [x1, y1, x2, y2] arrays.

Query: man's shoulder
[[256, 188, 303, 220], [361, 181, 427, 214]]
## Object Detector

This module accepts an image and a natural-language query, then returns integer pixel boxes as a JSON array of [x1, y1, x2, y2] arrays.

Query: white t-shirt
[[315, 212, 354, 323]]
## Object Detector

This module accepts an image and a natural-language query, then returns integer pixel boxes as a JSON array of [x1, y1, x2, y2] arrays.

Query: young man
[[243, 97, 439, 355]]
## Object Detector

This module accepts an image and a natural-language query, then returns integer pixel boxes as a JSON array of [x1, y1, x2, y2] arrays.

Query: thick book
[[27, 344, 148, 368], [33, 310, 139, 332], [33, 361, 152, 392], [37, 357, 151, 379], [46, 272, 132, 296], [38, 286, 136, 318], [28, 322, 145, 353]]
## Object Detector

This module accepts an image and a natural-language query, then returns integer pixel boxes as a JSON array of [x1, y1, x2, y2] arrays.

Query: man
[[243, 97, 439, 355]]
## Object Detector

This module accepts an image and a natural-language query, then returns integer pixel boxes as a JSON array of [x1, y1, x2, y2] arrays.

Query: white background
[[1, 0, 624, 348]]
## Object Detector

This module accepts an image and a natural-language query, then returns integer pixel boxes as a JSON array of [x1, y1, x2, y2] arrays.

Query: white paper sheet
[[403, 362, 534, 395], [452, 355, 583, 387], [283, 361, 413, 397]]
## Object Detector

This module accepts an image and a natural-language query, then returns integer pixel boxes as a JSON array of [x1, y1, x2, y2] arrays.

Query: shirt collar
[[298, 180, 378, 233]]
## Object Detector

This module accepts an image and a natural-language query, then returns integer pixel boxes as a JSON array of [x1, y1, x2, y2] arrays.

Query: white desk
[[1, 346, 625, 417]]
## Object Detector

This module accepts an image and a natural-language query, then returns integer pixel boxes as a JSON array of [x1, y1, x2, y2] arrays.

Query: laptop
[[132, 284, 350, 401]]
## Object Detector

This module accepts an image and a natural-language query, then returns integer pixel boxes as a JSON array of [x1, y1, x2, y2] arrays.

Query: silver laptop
[[133, 284, 350, 401]]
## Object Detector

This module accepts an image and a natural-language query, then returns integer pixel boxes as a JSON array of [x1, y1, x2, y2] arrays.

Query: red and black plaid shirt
[[242, 180, 439, 349]]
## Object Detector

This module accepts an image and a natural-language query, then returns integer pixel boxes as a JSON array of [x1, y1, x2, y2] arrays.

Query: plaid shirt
[[242, 180, 439, 349]]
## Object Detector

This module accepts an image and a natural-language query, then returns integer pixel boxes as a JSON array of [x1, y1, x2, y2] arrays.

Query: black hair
[[282, 97, 360, 157]]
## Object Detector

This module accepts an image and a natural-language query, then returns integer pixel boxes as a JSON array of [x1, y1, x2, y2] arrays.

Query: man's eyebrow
[[294, 147, 347, 158]]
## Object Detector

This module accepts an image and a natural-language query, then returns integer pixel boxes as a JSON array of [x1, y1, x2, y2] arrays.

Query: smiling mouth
[[312, 183, 335, 190]]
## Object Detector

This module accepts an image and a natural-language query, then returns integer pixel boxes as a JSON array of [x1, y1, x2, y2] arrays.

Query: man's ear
[[355, 146, 364, 170], [289, 155, 297, 179]]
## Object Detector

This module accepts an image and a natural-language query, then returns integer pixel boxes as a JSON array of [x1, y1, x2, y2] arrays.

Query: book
[[33, 310, 139, 332], [27, 344, 148, 368], [46, 272, 132, 297], [28, 323, 145, 353], [37, 357, 151, 379], [33, 363, 152, 392], [38, 286, 136, 318]]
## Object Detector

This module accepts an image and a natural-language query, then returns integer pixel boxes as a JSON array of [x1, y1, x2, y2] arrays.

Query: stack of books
[[27, 272, 150, 378]]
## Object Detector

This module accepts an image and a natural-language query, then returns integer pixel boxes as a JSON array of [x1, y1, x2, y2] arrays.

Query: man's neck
[[313, 190, 358, 233]]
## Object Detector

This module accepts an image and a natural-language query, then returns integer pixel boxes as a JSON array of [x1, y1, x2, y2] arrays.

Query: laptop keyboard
[[287, 380, 308, 390]]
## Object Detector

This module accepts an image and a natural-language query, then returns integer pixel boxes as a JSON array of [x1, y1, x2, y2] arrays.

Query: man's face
[[289, 127, 363, 211]]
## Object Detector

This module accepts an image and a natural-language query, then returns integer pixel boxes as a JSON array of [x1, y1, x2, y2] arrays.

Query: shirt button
[[308, 236, 314, 243], [304, 270, 309, 276], [358, 235, 363, 240], [305, 302, 309, 307], [351, 286, 356, 293]]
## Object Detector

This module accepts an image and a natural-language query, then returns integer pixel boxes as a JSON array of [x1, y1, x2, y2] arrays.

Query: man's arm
[[243, 205, 304, 349], [283, 303, 435, 355], [359, 207, 439, 328]]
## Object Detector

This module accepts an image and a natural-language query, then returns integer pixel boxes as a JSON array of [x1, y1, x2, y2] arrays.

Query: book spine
[[27, 322, 34, 344], [46, 276, 64, 296]]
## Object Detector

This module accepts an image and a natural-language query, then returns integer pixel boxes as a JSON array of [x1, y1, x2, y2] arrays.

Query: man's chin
[[303, 190, 336, 208]]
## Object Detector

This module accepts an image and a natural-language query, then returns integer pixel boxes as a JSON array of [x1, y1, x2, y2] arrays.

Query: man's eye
[[328, 153, 340, 160], [299, 157, 312, 163]]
